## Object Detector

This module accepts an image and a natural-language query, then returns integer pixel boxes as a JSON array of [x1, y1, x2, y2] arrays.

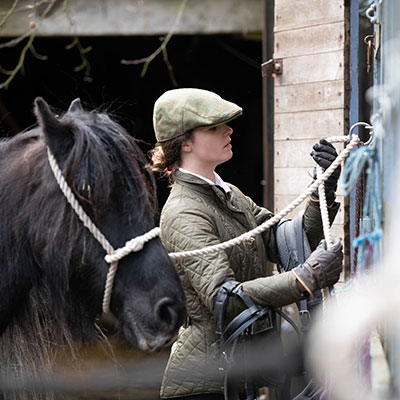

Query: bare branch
[[62, 0, 73, 25], [0, 65, 14, 75], [0, 1, 49, 16], [0, 0, 78, 89], [65, 36, 93, 82], [0, 0, 19, 29], [0, 31, 36, 89], [162, 47, 178, 87], [0, 29, 33, 49], [121, 0, 187, 79], [30, 44, 48, 60]]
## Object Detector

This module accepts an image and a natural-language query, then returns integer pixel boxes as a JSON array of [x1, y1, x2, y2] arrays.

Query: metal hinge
[[261, 58, 283, 77]]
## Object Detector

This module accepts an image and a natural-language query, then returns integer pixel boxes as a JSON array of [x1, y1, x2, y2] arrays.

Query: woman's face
[[184, 124, 233, 169]]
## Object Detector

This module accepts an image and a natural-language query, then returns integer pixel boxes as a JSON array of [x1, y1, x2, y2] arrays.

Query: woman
[[150, 88, 343, 400]]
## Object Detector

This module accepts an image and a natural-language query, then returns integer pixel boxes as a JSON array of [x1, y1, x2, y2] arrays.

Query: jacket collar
[[173, 169, 211, 186], [173, 169, 234, 202]]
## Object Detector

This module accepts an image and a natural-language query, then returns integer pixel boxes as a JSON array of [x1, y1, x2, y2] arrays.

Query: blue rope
[[341, 135, 383, 272], [341, 146, 375, 197]]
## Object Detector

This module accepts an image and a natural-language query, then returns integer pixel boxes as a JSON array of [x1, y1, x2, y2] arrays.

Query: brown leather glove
[[292, 239, 343, 299]]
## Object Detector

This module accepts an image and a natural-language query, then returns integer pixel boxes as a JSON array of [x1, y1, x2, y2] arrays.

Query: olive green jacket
[[159, 170, 339, 398]]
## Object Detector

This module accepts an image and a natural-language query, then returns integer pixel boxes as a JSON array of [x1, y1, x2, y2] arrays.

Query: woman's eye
[[209, 126, 217, 131]]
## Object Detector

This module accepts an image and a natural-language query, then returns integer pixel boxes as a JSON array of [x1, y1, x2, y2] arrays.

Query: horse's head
[[0, 97, 186, 351]]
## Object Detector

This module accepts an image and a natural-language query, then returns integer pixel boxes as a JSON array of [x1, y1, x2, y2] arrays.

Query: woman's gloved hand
[[292, 239, 343, 298], [310, 139, 341, 203]]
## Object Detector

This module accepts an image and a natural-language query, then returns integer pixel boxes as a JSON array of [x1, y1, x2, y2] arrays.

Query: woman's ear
[[181, 141, 192, 153]]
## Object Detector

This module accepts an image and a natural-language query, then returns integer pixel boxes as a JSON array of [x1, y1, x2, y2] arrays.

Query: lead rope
[[316, 130, 373, 400], [168, 135, 360, 261], [47, 135, 359, 316], [316, 136, 352, 312], [316, 137, 348, 400], [46, 148, 160, 315]]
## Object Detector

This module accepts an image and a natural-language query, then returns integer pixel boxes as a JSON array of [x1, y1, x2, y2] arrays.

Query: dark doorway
[[0, 34, 263, 209]]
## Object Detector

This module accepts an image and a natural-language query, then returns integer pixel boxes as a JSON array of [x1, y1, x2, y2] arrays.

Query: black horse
[[0, 98, 186, 379]]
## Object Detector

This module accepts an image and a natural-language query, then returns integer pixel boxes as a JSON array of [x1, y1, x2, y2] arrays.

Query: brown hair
[[149, 131, 193, 181]]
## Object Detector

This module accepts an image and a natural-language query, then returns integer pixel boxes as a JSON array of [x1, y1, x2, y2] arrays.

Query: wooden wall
[[273, 0, 348, 244]]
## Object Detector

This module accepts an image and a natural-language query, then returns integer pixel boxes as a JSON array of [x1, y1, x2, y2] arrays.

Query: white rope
[[316, 137, 350, 308], [101, 227, 161, 314], [318, 135, 351, 250], [47, 135, 358, 314], [46, 148, 160, 314], [317, 164, 333, 247], [168, 135, 359, 260]]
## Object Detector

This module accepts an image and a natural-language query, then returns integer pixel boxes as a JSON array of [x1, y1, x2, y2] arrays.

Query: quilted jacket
[[159, 170, 339, 398]]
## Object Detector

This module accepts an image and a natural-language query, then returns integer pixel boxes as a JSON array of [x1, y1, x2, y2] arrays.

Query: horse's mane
[[0, 104, 157, 341], [0, 101, 186, 400]]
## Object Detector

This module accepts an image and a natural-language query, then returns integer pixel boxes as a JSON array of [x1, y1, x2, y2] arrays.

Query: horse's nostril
[[155, 297, 178, 328]]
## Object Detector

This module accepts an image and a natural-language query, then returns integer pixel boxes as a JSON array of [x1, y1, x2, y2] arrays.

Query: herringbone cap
[[153, 88, 243, 142]]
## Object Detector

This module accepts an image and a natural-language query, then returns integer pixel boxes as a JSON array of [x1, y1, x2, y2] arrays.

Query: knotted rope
[[46, 148, 160, 315], [168, 135, 360, 260], [47, 134, 359, 316]]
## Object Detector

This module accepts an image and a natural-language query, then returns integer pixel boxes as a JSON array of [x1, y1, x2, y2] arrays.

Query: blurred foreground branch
[[121, 0, 187, 85], [0, 0, 56, 89], [0, 0, 92, 89]]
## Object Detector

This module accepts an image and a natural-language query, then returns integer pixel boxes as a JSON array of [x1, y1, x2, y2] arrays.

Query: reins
[[46, 133, 363, 316]]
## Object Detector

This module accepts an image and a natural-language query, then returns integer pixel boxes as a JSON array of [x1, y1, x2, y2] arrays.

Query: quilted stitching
[[159, 172, 327, 398]]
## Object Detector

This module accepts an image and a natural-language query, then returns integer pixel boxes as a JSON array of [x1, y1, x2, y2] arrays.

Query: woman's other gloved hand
[[310, 139, 341, 204], [292, 239, 343, 298]]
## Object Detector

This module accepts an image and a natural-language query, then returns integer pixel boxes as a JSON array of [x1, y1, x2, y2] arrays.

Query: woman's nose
[[224, 125, 233, 136]]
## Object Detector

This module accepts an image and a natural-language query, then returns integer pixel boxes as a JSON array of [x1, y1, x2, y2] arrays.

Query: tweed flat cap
[[153, 88, 243, 142]]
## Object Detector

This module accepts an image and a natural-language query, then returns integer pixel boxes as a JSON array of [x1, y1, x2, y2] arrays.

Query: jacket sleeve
[[239, 193, 280, 264], [161, 204, 304, 320], [303, 199, 340, 250], [244, 191, 340, 255]]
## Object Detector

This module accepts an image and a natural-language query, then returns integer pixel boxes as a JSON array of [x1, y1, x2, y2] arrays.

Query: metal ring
[[349, 121, 373, 144]]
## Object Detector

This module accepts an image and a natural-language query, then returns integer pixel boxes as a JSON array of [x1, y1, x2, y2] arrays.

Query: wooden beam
[[0, 0, 263, 37]]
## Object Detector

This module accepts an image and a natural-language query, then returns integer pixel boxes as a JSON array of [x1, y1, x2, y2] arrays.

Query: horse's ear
[[68, 98, 83, 113], [34, 97, 71, 149]]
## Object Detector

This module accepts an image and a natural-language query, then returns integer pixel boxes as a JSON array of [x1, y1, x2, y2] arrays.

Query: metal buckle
[[299, 309, 312, 325]]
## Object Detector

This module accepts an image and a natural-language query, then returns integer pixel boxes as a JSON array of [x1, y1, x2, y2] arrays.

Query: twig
[[0, 29, 33, 49], [65, 36, 93, 82], [121, 0, 187, 78], [0, 31, 36, 89], [62, 0, 73, 25], [63, 1, 92, 82], [0, 65, 14, 75], [0, 0, 19, 29], [30, 43, 48, 60], [0, 0, 56, 89], [162, 46, 178, 87], [0, 1, 47, 16]]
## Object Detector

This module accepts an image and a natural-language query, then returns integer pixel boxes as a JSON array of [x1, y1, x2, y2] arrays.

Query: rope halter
[[46, 148, 160, 315]]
